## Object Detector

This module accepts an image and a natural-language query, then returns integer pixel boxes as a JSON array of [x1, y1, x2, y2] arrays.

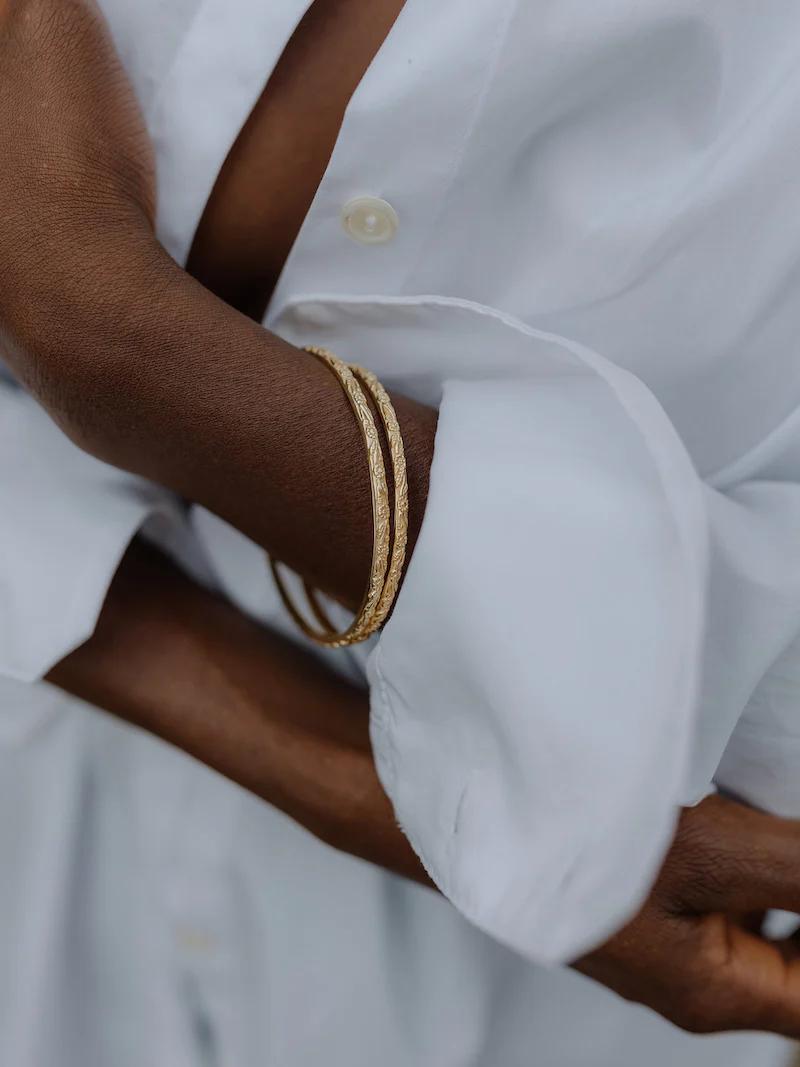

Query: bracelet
[[268, 345, 405, 648], [303, 363, 408, 641]]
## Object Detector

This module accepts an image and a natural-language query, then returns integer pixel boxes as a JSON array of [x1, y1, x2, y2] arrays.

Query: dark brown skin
[[5, 0, 800, 1037], [49, 541, 428, 885], [577, 799, 800, 1035]]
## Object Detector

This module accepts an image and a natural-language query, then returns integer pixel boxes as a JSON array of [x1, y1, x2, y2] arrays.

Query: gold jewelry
[[303, 363, 408, 640], [268, 346, 393, 648]]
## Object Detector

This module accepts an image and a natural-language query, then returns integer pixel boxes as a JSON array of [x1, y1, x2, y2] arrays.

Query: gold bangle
[[304, 363, 408, 641], [268, 346, 391, 648]]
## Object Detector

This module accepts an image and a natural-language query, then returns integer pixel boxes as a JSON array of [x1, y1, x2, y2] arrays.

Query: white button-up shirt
[[3, 1, 800, 1064]]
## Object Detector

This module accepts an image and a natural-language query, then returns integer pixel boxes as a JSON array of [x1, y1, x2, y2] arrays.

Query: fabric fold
[[275, 294, 709, 963], [369, 370, 708, 963], [0, 386, 188, 682]]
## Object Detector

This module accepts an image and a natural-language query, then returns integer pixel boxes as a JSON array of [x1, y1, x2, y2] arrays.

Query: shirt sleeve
[[707, 478, 800, 820], [367, 381, 708, 964], [368, 382, 800, 965], [0, 382, 189, 682], [273, 294, 709, 965], [263, 291, 800, 965]]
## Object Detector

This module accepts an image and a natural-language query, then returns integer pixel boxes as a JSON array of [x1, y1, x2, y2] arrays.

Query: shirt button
[[341, 196, 399, 245], [174, 924, 217, 954]]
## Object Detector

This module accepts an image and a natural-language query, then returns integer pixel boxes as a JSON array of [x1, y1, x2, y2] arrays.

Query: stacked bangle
[[268, 345, 409, 648]]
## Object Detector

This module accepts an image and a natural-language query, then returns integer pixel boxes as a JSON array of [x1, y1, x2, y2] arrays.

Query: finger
[[671, 795, 800, 915], [657, 919, 800, 1037], [722, 924, 800, 1038]]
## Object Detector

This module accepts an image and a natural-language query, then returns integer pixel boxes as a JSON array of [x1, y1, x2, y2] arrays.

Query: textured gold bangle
[[304, 363, 408, 641], [268, 346, 391, 648]]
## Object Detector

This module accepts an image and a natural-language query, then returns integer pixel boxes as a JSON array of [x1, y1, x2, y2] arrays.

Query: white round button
[[341, 197, 399, 245]]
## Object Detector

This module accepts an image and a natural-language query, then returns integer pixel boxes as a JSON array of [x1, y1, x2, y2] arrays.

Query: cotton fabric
[[3, 2, 800, 1063]]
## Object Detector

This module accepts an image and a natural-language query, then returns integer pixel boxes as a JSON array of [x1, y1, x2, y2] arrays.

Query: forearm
[[47, 540, 429, 885], [10, 239, 437, 608]]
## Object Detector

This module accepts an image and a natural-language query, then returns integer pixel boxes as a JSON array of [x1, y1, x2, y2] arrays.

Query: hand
[[577, 794, 800, 1036], [0, 0, 156, 382]]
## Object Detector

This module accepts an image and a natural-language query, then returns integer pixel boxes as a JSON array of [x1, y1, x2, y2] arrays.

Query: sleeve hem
[[0, 498, 188, 684]]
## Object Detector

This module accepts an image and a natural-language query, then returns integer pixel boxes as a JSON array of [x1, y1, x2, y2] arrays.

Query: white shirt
[[2, 1, 800, 1063]]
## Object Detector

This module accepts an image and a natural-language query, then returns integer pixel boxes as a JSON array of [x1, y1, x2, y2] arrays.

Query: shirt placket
[[266, 0, 511, 326], [149, 0, 316, 268]]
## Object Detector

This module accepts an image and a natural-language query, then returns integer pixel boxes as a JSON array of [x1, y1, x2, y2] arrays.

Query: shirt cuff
[[354, 306, 709, 965], [0, 387, 188, 682]]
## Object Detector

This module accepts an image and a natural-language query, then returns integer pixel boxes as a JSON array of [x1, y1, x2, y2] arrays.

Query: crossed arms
[[6, 0, 800, 1037]]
